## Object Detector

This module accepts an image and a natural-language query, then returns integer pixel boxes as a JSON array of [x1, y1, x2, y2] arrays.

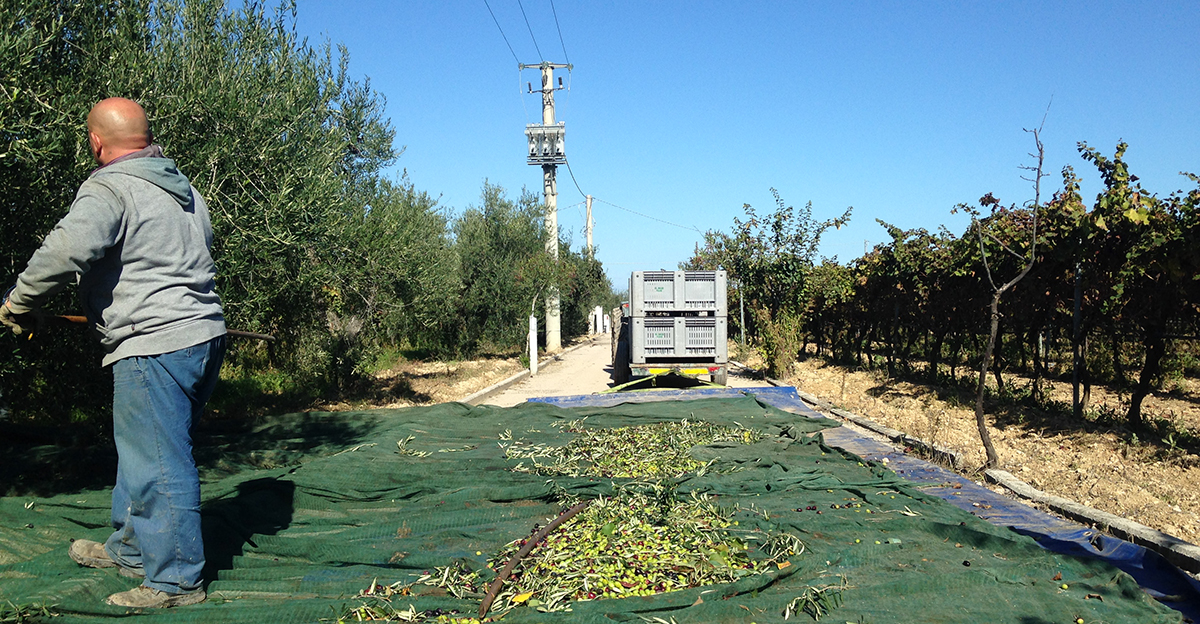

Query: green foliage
[[558, 246, 617, 338], [1, 0, 127, 422], [783, 584, 845, 621], [688, 189, 851, 320], [117, 0, 401, 390], [686, 189, 851, 353], [0, 599, 56, 623], [695, 145, 1200, 430], [753, 307, 803, 379], [206, 362, 317, 420], [0, 0, 616, 421], [326, 176, 459, 383], [453, 183, 554, 352], [4, 0, 384, 415], [451, 183, 614, 355]]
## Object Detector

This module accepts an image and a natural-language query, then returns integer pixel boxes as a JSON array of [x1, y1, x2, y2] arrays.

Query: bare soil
[[317, 335, 599, 411], [483, 338, 616, 407], [373, 357, 525, 406], [318, 356, 524, 411], [777, 355, 1200, 544]]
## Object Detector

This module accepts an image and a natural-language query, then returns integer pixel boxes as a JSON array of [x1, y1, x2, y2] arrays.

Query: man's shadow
[[200, 476, 295, 583]]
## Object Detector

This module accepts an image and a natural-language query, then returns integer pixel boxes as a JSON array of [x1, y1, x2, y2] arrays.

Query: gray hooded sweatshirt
[[7, 146, 226, 365]]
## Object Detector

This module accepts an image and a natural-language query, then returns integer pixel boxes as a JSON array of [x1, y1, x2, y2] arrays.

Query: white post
[[739, 280, 746, 348], [529, 315, 538, 376], [544, 163, 561, 352]]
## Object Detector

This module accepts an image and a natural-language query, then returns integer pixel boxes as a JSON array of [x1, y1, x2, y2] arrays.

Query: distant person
[[0, 97, 226, 608]]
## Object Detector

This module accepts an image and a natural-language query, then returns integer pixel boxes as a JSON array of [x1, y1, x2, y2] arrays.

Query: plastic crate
[[630, 316, 728, 364], [629, 270, 727, 316]]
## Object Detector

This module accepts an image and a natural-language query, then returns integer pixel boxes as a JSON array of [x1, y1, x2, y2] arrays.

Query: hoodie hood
[[94, 145, 194, 208]]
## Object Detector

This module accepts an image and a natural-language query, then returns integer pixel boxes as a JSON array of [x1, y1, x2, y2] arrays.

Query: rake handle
[[479, 499, 592, 618], [51, 315, 275, 342]]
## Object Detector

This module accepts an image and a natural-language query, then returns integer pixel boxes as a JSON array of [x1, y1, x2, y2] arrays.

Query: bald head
[[87, 98, 151, 165]]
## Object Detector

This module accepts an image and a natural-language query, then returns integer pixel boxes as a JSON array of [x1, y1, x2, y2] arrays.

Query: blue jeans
[[104, 336, 225, 593]]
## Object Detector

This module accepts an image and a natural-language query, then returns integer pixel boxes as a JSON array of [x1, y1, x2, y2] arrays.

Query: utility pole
[[521, 61, 571, 352], [585, 194, 593, 257]]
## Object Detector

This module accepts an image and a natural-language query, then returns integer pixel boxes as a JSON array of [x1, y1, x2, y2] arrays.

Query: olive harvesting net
[[0, 396, 1181, 623]]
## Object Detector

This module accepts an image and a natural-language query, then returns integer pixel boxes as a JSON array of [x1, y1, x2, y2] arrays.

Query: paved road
[[483, 335, 769, 407]]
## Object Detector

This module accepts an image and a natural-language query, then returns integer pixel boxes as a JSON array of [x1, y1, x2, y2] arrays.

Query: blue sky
[[295, 1, 1198, 285]]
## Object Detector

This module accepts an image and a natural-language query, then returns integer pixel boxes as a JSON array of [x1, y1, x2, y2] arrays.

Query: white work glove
[[0, 293, 41, 337]]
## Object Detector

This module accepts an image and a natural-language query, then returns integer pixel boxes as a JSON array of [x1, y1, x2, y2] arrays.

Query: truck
[[611, 270, 729, 386]]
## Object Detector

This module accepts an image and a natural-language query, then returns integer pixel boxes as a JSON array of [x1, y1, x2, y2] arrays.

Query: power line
[[565, 201, 586, 229], [482, 0, 520, 64], [549, 0, 572, 117], [593, 198, 703, 234], [516, 0, 543, 62], [483, 1, 528, 120], [550, 0, 570, 64], [562, 160, 700, 233], [564, 158, 587, 198]]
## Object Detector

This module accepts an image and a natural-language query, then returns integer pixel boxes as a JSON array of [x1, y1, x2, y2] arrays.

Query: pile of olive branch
[[421, 484, 802, 614], [502, 419, 761, 479], [350, 421, 802, 621], [336, 599, 487, 624], [782, 579, 848, 621]]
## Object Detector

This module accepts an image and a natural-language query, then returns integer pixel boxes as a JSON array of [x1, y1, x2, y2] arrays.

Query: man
[[0, 98, 226, 608]]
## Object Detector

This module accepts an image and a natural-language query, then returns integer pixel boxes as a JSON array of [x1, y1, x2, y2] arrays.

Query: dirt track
[[482, 336, 769, 407]]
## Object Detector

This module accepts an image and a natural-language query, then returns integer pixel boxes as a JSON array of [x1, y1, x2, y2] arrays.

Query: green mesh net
[[0, 396, 1181, 623]]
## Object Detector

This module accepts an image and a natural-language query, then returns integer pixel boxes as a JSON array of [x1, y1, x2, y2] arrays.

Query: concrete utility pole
[[585, 194, 593, 257], [521, 61, 571, 352], [543, 159, 560, 352]]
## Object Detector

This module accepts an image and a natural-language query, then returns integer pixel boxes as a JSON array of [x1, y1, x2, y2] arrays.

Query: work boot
[[69, 539, 144, 578], [105, 585, 206, 608]]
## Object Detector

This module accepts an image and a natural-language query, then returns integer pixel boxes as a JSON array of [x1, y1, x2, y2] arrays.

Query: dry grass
[[780, 356, 1200, 544], [315, 357, 523, 412]]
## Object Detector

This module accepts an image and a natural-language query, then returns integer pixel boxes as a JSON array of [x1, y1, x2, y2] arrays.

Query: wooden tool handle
[[51, 315, 275, 342]]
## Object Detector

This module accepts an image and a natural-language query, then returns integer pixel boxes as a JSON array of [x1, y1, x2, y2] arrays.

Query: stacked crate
[[627, 270, 728, 372]]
